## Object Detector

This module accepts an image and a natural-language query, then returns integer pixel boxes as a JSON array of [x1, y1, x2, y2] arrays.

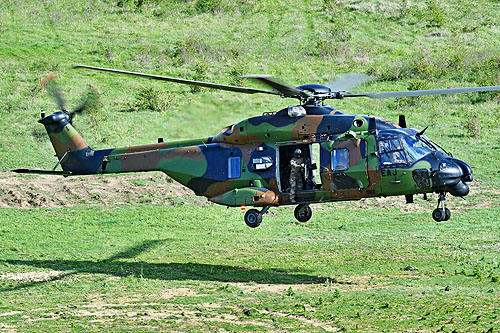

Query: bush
[[82, 85, 108, 143], [394, 79, 431, 107], [425, 0, 446, 27], [322, 0, 342, 16], [193, 0, 222, 13], [228, 62, 247, 86], [310, 16, 352, 58], [134, 86, 172, 112], [186, 62, 210, 93]]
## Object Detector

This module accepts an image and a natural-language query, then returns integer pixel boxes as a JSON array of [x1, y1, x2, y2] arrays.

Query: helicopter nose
[[432, 158, 472, 196]]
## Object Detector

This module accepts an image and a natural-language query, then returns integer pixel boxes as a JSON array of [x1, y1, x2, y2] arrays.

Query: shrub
[[425, 0, 446, 28], [134, 86, 172, 112], [394, 78, 431, 107], [228, 62, 247, 86], [311, 17, 352, 58], [82, 85, 108, 143], [322, 0, 342, 16], [193, 0, 223, 14]]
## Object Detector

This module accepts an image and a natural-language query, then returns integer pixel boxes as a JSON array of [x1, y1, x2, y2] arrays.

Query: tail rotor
[[41, 74, 100, 125]]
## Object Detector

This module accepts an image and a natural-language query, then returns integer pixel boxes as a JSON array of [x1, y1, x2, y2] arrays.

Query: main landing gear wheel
[[244, 209, 262, 228], [243, 205, 273, 228], [444, 208, 451, 221], [432, 208, 445, 222], [432, 193, 451, 222], [294, 204, 312, 222]]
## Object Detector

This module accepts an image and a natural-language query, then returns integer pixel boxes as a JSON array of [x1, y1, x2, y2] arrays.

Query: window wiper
[[430, 139, 452, 157], [416, 128, 452, 157]]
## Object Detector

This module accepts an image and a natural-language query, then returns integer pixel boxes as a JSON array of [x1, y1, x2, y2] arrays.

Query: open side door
[[276, 143, 321, 194]]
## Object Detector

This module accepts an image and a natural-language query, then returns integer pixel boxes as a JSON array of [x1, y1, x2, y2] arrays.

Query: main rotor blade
[[343, 86, 500, 99], [73, 65, 280, 96], [242, 74, 312, 98], [326, 74, 375, 92]]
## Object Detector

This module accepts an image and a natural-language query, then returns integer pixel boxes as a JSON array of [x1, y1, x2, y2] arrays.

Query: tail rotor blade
[[70, 86, 100, 116], [42, 75, 67, 111]]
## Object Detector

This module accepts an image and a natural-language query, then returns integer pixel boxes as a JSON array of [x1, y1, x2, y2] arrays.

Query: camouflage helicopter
[[15, 65, 500, 227]]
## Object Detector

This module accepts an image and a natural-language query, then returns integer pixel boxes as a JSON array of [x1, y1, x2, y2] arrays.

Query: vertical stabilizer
[[39, 111, 89, 159]]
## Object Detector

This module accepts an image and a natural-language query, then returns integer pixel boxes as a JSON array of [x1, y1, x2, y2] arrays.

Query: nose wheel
[[432, 193, 451, 222]]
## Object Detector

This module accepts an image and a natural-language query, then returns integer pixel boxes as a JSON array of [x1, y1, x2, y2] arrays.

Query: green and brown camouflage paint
[[31, 104, 470, 209]]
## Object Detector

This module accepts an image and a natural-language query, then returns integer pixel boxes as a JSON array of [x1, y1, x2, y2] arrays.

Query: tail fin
[[38, 111, 112, 175], [39, 111, 89, 159], [14, 111, 112, 176]]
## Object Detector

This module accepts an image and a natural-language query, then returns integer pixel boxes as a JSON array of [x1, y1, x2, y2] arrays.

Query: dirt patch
[[24, 297, 274, 330], [0, 270, 67, 282], [0, 172, 207, 208], [158, 287, 200, 299], [0, 311, 24, 317], [229, 275, 387, 295], [1, 173, 497, 210], [234, 283, 318, 294]]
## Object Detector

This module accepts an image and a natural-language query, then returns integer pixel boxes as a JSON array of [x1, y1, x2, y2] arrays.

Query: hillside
[[0, 0, 499, 185]]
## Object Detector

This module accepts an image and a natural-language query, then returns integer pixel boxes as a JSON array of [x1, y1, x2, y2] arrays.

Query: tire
[[294, 204, 312, 222], [444, 208, 451, 221], [244, 209, 262, 228], [432, 208, 445, 222]]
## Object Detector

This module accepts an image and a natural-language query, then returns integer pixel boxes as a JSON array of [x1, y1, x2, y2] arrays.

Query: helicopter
[[14, 65, 500, 227]]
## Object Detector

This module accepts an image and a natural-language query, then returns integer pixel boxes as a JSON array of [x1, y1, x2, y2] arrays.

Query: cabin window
[[228, 157, 241, 178], [378, 137, 409, 166], [331, 149, 349, 171]]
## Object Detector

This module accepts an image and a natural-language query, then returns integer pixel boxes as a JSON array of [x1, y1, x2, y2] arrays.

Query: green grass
[[1, 205, 500, 331], [1, 0, 500, 330]]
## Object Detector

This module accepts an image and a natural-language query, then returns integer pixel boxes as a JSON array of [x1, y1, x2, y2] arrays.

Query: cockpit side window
[[378, 137, 409, 167]]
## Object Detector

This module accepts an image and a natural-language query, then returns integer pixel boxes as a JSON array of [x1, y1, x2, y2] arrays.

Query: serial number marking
[[381, 169, 398, 177]]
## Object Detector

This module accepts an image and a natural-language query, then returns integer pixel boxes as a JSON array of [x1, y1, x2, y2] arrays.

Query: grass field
[[1, 0, 500, 331], [1, 203, 500, 331]]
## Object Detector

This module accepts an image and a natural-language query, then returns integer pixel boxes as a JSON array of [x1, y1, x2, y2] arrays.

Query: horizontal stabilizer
[[12, 169, 72, 176]]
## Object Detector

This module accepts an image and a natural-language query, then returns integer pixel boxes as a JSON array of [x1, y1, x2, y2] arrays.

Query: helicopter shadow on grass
[[0, 240, 326, 292]]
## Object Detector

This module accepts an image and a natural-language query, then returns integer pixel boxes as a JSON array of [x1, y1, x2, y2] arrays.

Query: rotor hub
[[296, 84, 331, 95]]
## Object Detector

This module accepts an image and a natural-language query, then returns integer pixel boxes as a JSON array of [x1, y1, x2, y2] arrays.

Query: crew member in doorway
[[290, 148, 305, 202]]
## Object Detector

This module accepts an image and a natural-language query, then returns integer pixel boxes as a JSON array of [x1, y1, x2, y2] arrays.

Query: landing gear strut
[[432, 192, 451, 222], [244, 205, 272, 228], [294, 204, 312, 222]]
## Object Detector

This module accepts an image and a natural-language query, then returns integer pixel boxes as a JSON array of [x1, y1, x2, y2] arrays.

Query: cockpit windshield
[[378, 135, 435, 167], [403, 135, 435, 162]]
